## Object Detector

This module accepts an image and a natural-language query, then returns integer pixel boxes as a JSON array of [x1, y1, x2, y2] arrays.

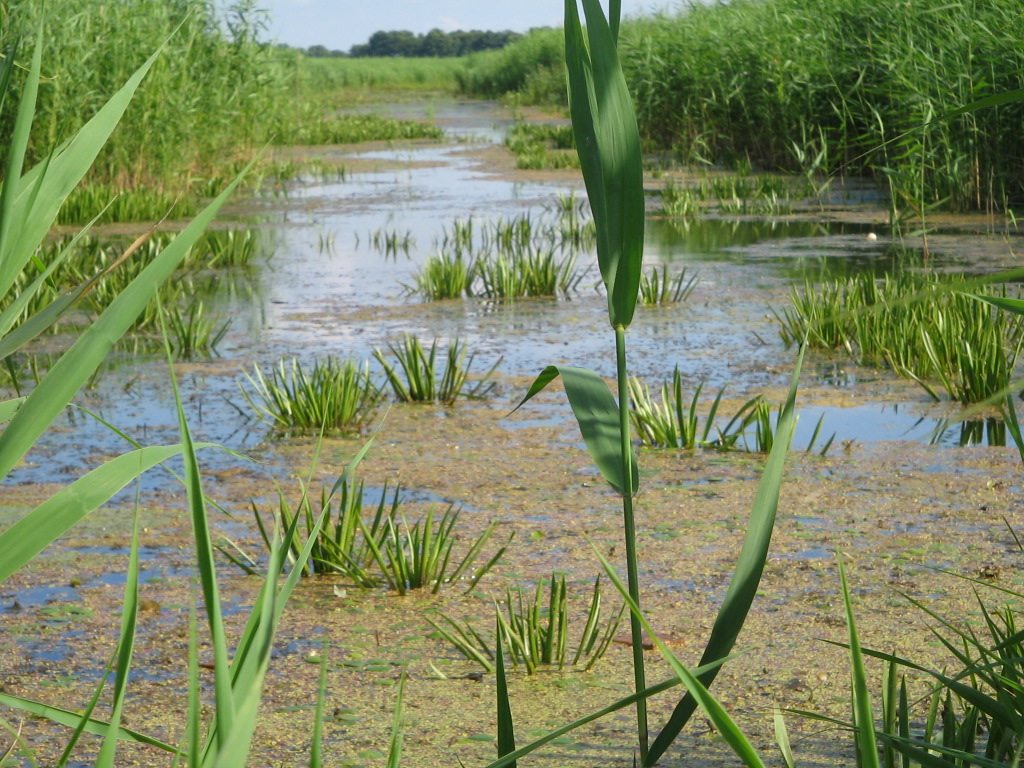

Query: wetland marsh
[[3, 94, 1024, 766]]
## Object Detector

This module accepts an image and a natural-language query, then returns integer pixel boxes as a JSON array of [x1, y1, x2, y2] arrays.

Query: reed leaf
[[646, 346, 804, 765], [839, 557, 881, 768], [564, 0, 644, 329], [514, 364, 637, 494], [95, 511, 141, 767], [495, 621, 517, 768], [0, 443, 206, 583], [595, 545, 767, 768], [0, 694, 175, 752], [0, 163, 250, 482]]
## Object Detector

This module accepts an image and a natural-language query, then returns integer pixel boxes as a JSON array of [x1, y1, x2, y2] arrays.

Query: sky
[[260, 0, 670, 52]]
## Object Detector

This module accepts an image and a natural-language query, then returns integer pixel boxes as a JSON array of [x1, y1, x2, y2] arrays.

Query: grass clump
[[775, 269, 1024, 403], [411, 207, 593, 300], [638, 266, 697, 306], [231, 479, 507, 597], [429, 573, 623, 674], [243, 356, 382, 432], [369, 506, 509, 595], [410, 253, 476, 300], [162, 298, 229, 359], [628, 369, 760, 450], [374, 335, 497, 404], [475, 247, 582, 299], [226, 477, 399, 585]]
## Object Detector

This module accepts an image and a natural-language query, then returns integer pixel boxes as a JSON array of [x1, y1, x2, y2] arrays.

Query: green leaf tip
[[564, 0, 645, 329]]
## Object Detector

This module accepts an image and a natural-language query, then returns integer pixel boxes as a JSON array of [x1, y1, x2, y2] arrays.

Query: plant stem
[[616, 324, 648, 759]]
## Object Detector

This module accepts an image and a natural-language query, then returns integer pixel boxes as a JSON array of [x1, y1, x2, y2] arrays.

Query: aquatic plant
[[243, 356, 383, 432], [369, 227, 414, 258], [162, 297, 229, 359], [410, 252, 476, 300], [628, 371, 759, 451], [459, 0, 1024, 214], [504, 122, 579, 170], [233, 477, 400, 585], [474, 246, 582, 299], [0, 34, 309, 765], [743, 398, 834, 456], [373, 335, 497, 404], [429, 573, 623, 674], [637, 265, 697, 306], [366, 505, 509, 596], [775, 270, 1024, 403]]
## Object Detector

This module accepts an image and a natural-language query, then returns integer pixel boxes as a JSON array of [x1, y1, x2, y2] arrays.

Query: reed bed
[[458, 0, 1024, 213], [301, 56, 465, 94], [638, 266, 697, 306], [0, 2, 450, 226]]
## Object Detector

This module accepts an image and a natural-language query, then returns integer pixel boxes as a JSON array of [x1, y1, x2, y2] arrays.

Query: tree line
[[303, 28, 521, 58]]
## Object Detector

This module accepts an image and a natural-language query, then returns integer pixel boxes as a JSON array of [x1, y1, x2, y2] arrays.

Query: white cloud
[[438, 16, 463, 31]]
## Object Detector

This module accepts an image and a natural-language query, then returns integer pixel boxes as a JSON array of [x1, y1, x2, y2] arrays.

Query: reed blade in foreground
[[645, 347, 805, 765]]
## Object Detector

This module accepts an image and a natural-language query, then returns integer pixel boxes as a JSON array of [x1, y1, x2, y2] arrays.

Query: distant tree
[[306, 44, 330, 57], [346, 28, 521, 57], [421, 28, 455, 57]]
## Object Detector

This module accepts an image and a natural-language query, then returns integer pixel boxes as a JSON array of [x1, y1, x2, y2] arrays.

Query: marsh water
[[10, 99, 1021, 495], [5, 100, 1024, 767]]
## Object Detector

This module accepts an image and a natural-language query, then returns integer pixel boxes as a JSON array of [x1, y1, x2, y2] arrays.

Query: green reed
[[490, 5, 802, 765], [458, 0, 1024, 214]]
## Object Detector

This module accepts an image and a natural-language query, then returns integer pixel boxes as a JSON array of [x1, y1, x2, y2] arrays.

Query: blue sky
[[261, 1, 669, 51]]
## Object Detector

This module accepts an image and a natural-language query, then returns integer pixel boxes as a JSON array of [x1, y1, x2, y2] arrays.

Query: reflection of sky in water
[[11, 102, 1020, 493]]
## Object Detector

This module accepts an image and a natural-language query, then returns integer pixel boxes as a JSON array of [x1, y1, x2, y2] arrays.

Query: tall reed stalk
[[496, 3, 800, 766]]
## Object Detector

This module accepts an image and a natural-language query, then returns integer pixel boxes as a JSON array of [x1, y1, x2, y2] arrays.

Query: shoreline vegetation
[[3, 0, 1021, 223]]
